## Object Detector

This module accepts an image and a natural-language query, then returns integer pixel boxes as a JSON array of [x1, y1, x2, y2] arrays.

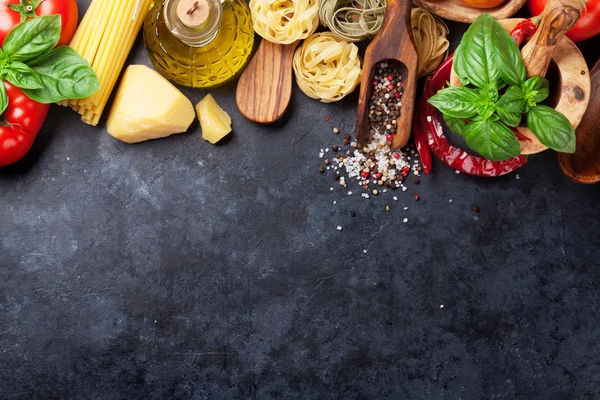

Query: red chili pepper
[[509, 18, 539, 45], [413, 97, 432, 175], [416, 55, 527, 177]]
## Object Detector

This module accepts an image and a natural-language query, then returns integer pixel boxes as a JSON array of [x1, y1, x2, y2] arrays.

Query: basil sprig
[[0, 15, 99, 114], [428, 12, 575, 160]]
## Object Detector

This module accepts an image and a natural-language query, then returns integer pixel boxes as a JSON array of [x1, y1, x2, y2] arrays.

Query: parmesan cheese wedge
[[196, 94, 232, 144], [107, 65, 195, 144]]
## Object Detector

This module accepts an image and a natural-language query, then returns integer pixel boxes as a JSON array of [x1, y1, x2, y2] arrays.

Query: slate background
[[1, 0, 600, 398]]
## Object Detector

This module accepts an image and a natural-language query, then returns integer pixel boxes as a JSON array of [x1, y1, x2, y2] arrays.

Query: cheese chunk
[[196, 94, 232, 144], [107, 65, 195, 144]]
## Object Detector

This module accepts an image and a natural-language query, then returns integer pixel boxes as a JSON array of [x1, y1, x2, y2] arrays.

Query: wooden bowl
[[413, 0, 526, 23], [449, 18, 590, 155]]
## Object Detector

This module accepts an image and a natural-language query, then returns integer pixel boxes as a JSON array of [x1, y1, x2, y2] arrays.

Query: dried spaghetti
[[250, 0, 320, 44], [411, 7, 449, 77], [293, 33, 361, 103], [319, 0, 386, 42]]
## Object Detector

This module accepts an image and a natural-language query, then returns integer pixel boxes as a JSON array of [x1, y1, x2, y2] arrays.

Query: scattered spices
[[324, 115, 331, 121]]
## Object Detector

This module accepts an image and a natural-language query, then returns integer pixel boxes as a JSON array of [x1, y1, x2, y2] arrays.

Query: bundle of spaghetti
[[292, 32, 361, 103], [319, 0, 386, 42], [61, 0, 153, 126], [411, 7, 449, 77], [250, 0, 320, 44]]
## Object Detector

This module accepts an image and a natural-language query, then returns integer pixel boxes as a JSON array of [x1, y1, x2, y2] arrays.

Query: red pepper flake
[[361, 171, 369, 178], [376, 172, 383, 179], [324, 115, 331, 121]]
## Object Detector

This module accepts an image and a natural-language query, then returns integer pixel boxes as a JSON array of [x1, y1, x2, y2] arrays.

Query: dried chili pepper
[[509, 17, 540, 45], [413, 101, 432, 174], [415, 55, 527, 177]]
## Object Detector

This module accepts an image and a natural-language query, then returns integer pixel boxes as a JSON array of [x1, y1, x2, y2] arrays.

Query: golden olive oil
[[143, 0, 255, 88]]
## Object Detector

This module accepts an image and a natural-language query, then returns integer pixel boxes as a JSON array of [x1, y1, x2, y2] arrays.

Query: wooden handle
[[355, 0, 417, 149], [558, 58, 600, 184], [521, 0, 581, 77], [236, 39, 299, 124]]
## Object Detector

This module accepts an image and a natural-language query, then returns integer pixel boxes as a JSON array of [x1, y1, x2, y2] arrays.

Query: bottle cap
[[176, 0, 209, 28]]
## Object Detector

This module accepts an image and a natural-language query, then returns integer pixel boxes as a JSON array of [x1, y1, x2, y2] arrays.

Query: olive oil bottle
[[143, 0, 255, 88]]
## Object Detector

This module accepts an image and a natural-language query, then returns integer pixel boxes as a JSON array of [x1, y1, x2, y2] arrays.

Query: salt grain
[[336, 226, 343, 231], [403, 218, 408, 223]]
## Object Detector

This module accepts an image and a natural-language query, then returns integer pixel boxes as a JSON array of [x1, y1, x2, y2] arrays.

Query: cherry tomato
[[528, 0, 600, 41], [0, 82, 49, 167], [0, 0, 78, 47]]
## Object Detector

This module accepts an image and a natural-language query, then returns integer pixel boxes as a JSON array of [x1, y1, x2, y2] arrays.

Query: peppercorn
[[333, 173, 340, 181], [414, 194, 419, 201], [318, 166, 325, 173], [373, 189, 379, 195], [324, 159, 330, 165], [333, 127, 339, 134], [413, 178, 420, 184], [473, 205, 480, 212], [385, 205, 391, 212], [332, 144, 339, 152]]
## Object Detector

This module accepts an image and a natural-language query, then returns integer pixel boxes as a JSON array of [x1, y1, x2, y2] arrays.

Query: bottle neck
[[164, 0, 222, 47]]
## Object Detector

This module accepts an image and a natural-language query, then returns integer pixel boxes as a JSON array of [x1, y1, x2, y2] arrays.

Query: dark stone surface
[[1, 2, 600, 399]]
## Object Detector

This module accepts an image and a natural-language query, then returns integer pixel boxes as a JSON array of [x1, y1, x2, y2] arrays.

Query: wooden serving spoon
[[355, 0, 417, 150], [236, 39, 300, 124], [558, 59, 600, 184]]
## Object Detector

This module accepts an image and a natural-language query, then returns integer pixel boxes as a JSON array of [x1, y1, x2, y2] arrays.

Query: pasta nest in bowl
[[292, 32, 362, 103], [250, 0, 320, 44]]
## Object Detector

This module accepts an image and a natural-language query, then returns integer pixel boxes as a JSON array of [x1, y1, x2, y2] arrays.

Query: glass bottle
[[143, 0, 255, 88]]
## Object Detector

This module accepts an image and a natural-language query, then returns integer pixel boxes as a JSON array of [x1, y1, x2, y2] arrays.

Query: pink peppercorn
[[386, 134, 393, 141], [387, 75, 394, 81], [393, 153, 400, 159], [394, 92, 401, 99], [387, 84, 394, 91]]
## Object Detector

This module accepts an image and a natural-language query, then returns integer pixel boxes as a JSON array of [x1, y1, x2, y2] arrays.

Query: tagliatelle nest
[[249, 0, 320, 44], [292, 33, 362, 103]]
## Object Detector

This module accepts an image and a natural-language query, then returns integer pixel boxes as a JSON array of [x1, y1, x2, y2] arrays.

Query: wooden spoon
[[236, 39, 300, 124], [558, 59, 600, 184], [355, 0, 417, 150]]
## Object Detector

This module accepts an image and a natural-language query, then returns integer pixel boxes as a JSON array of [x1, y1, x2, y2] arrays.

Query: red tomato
[[0, 0, 78, 47], [528, 0, 600, 41], [0, 82, 49, 167]]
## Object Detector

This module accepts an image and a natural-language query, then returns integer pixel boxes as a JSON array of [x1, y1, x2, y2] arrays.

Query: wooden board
[[413, 0, 526, 23]]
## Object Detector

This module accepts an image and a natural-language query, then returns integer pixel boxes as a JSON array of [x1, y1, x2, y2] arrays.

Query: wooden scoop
[[521, 0, 582, 78], [355, 0, 418, 150], [558, 58, 600, 184], [236, 39, 300, 124]]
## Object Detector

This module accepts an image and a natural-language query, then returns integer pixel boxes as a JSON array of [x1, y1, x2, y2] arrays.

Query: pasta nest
[[292, 33, 362, 103], [250, 0, 320, 44]]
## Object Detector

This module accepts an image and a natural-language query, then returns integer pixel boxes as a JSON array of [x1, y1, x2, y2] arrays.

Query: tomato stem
[[7, 0, 44, 22]]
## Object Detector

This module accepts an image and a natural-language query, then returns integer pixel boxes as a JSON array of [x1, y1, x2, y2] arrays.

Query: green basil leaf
[[0, 83, 8, 115], [495, 86, 525, 127], [478, 85, 499, 103], [465, 119, 521, 161], [477, 104, 496, 120], [490, 19, 526, 86], [526, 105, 575, 153], [427, 86, 480, 119], [23, 47, 100, 104], [522, 76, 550, 104], [453, 13, 500, 88], [3, 15, 61, 63], [443, 114, 468, 137], [5, 61, 43, 89]]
